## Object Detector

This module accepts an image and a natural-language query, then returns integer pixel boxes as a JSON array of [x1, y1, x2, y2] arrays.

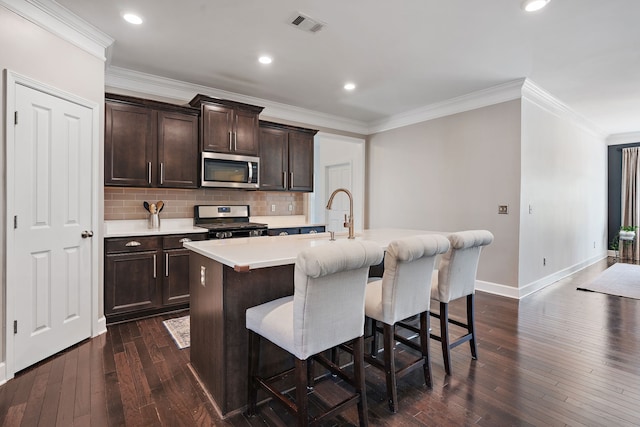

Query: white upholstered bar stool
[[246, 240, 384, 427], [430, 230, 494, 375], [364, 234, 450, 413]]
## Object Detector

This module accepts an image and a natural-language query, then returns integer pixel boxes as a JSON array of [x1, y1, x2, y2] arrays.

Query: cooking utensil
[[157, 201, 164, 213], [143, 201, 150, 212], [150, 203, 157, 214]]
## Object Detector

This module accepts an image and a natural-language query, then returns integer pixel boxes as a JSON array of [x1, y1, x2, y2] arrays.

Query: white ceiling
[[55, 0, 640, 136]]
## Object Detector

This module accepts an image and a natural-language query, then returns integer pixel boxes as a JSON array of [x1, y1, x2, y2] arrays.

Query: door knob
[[81, 230, 94, 238]]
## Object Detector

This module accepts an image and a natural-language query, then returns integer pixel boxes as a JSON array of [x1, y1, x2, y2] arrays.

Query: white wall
[[0, 5, 105, 374], [519, 97, 608, 294], [309, 133, 366, 231], [367, 100, 522, 290]]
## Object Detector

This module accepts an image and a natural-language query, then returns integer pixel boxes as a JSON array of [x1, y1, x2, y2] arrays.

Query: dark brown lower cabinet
[[105, 233, 206, 324]]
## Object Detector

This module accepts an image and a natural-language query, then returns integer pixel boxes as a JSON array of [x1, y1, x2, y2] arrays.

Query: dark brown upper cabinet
[[259, 121, 318, 192], [105, 93, 199, 188], [189, 94, 264, 156]]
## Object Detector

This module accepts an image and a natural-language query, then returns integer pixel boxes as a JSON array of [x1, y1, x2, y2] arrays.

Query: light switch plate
[[498, 205, 509, 214]]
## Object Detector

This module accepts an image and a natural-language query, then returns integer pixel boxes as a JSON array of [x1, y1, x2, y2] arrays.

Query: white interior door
[[10, 83, 93, 372], [325, 163, 352, 232]]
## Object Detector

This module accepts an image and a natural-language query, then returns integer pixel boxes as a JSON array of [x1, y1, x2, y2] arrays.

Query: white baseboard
[[93, 315, 107, 337], [477, 253, 608, 300]]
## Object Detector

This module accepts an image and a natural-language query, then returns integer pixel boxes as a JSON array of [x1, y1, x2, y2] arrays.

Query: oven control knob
[[225, 231, 233, 238], [215, 232, 225, 239]]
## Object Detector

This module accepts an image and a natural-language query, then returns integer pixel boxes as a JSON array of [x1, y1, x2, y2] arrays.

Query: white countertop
[[104, 218, 208, 238], [184, 228, 446, 271]]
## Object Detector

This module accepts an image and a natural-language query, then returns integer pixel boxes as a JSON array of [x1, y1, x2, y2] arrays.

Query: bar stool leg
[[247, 331, 260, 416], [295, 358, 309, 427], [382, 323, 398, 413], [467, 294, 478, 360], [440, 301, 452, 375], [420, 312, 433, 388], [370, 319, 379, 358], [352, 336, 369, 427]]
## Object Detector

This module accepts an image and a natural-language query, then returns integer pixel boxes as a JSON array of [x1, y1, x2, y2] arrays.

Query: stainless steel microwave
[[201, 152, 260, 189]]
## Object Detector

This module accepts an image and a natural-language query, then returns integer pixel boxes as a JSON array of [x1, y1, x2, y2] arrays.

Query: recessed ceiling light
[[258, 56, 272, 65], [123, 13, 143, 25], [344, 83, 356, 91], [521, 0, 550, 12]]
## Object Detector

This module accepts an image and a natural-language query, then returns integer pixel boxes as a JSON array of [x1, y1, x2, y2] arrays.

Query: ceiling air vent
[[289, 12, 325, 33]]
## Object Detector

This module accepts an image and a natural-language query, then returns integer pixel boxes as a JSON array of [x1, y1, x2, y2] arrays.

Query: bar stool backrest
[[294, 240, 384, 359]]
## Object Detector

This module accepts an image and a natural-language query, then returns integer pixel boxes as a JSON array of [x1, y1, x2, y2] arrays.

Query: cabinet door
[[158, 111, 199, 188], [259, 127, 288, 190], [233, 109, 260, 156], [163, 249, 191, 306], [202, 103, 233, 152], [105, 250, 160, 316], [105, 102, 155, 186], [288, 131, 315, 192]]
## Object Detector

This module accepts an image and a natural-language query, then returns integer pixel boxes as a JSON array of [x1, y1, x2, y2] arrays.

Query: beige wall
[[519, 98, 607, 292], [366, 100, 522, 289], [0, 5, 105, 365]]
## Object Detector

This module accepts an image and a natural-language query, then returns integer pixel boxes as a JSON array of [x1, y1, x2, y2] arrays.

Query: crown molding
[[521, 79, 607, 138], [367, 78, 526, 134], [0, 0, 113, 60], [105, 66, 369, 135], [607, 132, 640, 145]]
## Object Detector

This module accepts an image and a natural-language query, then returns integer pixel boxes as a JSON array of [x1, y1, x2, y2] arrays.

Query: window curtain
[[621, 147, 640, 260]]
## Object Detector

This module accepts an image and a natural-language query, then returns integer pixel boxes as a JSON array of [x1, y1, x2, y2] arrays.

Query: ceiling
[[56, 0, 640, 136]]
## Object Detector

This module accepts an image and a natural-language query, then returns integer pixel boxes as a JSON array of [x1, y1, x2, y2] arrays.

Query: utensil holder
[[148, 213, 160, 229]]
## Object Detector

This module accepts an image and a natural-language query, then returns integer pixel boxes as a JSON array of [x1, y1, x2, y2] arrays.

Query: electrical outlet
[[498, 205, 508, 214], [271, 204, 276, 212], [288, 204, 293, 211]]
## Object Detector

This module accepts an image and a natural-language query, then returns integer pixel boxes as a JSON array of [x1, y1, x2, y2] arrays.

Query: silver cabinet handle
[[229, 131, 233, 151], [153, 254, 157, 278], [148, 162, 152, 184], [179, 238, 192, 243], [160, 162, 164, 185], [81, 230, 94, 238], [234, 132, 238, 151], [279, 231, 289, 236], [165, 253, 169, 277], [125, 241, 141, 247], [290, 172, 294, 189]]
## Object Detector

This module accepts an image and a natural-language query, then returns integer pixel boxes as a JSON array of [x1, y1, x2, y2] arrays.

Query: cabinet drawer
[[163, 233, 207, 249], [105, 236, 160, 253]]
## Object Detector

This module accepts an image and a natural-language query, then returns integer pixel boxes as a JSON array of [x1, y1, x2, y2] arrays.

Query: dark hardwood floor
[[1, 257, 639, 426]]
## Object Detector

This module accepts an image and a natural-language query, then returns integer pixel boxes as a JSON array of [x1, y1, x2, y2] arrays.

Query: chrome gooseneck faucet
[[326, 188, 355, 239]]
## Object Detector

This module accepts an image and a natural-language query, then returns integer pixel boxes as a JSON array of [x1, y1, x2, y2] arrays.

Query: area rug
[[577, 263, 640, 300], [162, 315, 190, 349]]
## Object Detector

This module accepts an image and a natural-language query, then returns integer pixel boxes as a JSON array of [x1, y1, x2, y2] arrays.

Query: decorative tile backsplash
[[104, 187, 305, 220]]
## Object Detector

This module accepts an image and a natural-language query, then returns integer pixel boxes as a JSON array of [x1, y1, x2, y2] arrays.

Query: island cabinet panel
[[259, 121, 318, 192], [189, 252, 294, 415], [105, 93, 199, 188], [189, 94, 264, 156], [162, 233, 206, 306]]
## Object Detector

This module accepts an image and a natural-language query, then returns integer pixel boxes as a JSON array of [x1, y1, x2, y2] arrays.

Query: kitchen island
[[184, 228, 442, 417]]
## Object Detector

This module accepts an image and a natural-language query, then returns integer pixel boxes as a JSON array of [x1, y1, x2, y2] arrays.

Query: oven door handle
[[248, 162, 253, 184]]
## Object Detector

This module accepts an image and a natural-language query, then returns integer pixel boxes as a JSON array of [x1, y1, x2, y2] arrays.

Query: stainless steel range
[[194, 205, 268, 239]]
